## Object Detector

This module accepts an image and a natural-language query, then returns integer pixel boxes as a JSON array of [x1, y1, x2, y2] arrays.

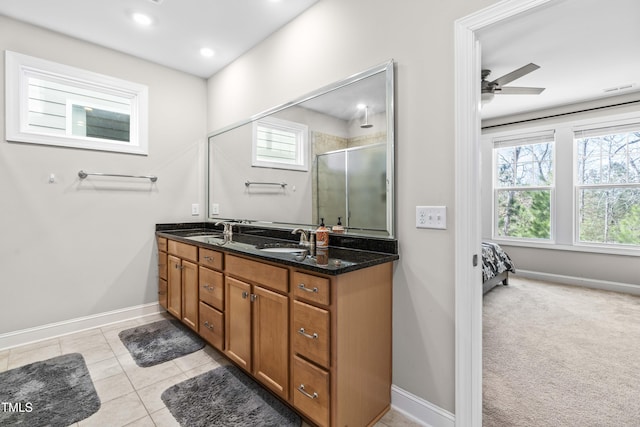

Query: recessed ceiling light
[[132, 12, 153, 26], [200, 47, 215, 58]]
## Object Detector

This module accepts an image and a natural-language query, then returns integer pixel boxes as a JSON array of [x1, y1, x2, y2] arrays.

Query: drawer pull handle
[[202, 284, 214, 291], [203, 321, 214, 331], [298, 328, 318, 340], [297, 384, 318, 400], [203, 255, 214, 262], [298, 283, 318, 293]]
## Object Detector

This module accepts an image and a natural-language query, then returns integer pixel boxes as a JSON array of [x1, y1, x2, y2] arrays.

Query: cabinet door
[[158, 251, 168, 310], [225, 277, 252, 371], [181, 260, 199, 331], [253, 285, 289, 399], [167, 255, 182, 318]]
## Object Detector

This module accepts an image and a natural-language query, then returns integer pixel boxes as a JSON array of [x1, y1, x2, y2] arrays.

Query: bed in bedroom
[[482, 241, 515, 294]]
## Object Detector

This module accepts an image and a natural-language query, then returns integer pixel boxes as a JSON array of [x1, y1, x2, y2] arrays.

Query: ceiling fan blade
[[492, 63, 540, 87], [497, 86, 545, 95]]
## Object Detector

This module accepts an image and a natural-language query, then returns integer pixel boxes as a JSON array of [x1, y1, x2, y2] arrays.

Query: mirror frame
[[206, 59, 395, 238]]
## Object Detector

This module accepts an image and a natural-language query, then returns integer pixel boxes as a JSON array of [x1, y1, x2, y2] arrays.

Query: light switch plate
[[416, 206, 447, 229]]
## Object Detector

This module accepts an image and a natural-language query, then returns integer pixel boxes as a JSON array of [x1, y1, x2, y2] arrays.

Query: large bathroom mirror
[[207, 60, 394, 238]]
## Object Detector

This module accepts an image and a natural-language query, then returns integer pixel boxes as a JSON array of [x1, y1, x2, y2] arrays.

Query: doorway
[[453, 1, 555, 426]]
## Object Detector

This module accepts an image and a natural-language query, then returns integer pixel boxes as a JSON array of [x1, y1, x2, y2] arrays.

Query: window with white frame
[[5, 51, 148, 155], [574, 122, 640, 246], [493, 131, 555, 240], [252, 116, 308, 171]]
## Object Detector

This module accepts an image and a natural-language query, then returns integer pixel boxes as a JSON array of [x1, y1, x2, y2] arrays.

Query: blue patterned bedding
[[482, 242, 515, 283]]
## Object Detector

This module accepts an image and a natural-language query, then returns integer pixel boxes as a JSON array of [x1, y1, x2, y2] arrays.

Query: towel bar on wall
[[245, 180, 286, 188], [78, 170, 158, 182]]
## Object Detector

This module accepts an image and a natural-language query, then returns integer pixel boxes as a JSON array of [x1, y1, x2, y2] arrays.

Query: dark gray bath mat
[[118, 319, 205, 367], [0, 353, 100, 427], [161, 365, 301, 427]]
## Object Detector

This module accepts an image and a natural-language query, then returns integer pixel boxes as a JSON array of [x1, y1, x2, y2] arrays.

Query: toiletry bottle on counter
[[332, 217, 344, 234], [316, 218, 329, 248]]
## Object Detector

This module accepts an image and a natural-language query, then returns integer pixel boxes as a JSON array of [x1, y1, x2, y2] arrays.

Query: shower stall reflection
[[315, 143, 387, 234]]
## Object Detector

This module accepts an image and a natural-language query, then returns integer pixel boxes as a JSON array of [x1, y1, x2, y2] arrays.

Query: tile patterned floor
[[0, 313, 423, 427]]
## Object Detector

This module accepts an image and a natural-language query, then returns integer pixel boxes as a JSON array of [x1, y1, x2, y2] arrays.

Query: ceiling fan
[[481, 63, 545, 103]]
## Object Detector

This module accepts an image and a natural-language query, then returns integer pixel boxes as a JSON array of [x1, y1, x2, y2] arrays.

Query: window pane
[[496, 147, 515, 187], [495, 142, 553, 188], [576, 129, 640, 185], [496, 189, 551, 239], [578, 187, 640, 245]]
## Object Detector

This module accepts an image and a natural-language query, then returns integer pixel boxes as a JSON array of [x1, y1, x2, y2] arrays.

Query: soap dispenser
[[332, 217, 345, 234], [316, 218, 329, 248]]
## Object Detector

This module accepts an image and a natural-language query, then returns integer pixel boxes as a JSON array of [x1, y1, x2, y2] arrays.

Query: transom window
[[574, 123, 640, 246], [493, 131, 555, 240], [5, 51, 148, 155]]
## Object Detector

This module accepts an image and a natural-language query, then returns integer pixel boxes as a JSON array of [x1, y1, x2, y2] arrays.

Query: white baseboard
[[391, 384, 455, 427], [0, 303, 162, 351], [515, 270, 640, 296]]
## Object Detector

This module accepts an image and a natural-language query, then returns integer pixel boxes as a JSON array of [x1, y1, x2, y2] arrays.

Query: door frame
[[453, 0, 554, 425]]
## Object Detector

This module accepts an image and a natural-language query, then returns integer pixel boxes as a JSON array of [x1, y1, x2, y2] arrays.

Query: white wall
[[207, 0, 500, 414], [0, 17, 207, 334]]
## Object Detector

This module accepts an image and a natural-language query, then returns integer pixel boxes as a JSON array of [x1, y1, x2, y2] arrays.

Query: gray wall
[[207, 0, 500, 414], [0, 17, 207, 332]]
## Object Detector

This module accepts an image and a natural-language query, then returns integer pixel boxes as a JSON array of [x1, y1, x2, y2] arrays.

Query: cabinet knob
[[298, 328, 318, 340], [297, 384, 319, 400], [242, 291, 249, 299], [203, 321, 214, 331]]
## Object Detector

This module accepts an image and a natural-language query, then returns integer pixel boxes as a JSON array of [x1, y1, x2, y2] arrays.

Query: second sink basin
[[256, 243, 309, 253], [260, 247, 307, 253]]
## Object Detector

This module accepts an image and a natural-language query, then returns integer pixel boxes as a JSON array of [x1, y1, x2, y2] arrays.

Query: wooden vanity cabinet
[[225, 255, 290, 400], [158, 235, 393, 427]]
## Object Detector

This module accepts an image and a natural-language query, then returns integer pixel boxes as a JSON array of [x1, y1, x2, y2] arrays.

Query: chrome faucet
[[215, 221, 234, 237], [292, 228, 309, 245]]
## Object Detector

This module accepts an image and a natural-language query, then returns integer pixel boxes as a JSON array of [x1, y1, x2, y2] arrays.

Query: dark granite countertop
[[156, 222, 399, 275]]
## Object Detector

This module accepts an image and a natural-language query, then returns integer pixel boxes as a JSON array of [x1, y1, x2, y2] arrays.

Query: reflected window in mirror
[[252, 116, 309, 171], [5, 51, 148, 155]]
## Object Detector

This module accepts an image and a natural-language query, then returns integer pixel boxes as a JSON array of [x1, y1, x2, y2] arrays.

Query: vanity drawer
[[292, 271, 330, 306], [168, 240, 198, 262], [225, 254, 288, 293], [293, 355, 330, 427], [293, 301, 330, 368], [199, 302, 224, 351], [158, 278, 167, 310], [158, 251, 167, 280], [199, 267, 224, 311], [199, 247, 223, 270], [157, 237, 167, 252]]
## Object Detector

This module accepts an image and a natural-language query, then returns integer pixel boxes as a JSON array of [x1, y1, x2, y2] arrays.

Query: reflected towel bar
[[78, 170, 158, 182], [245, 180, 286, 188]]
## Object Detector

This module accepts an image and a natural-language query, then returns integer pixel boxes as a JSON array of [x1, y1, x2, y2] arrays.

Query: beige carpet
[[483, 276, 640, 426]]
